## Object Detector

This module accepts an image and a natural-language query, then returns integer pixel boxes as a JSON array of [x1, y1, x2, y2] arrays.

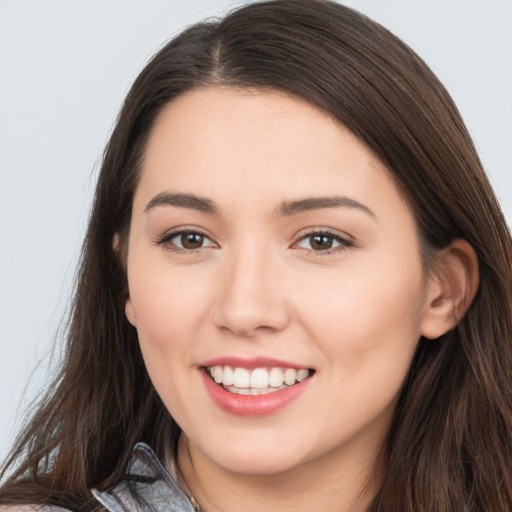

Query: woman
[[1, 0, 511, 510]]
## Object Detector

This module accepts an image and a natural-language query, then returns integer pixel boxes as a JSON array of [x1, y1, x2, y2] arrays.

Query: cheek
[[292, 266, 425, 443], [127, 268, 213, 422], [295, 261, 425, 375], [127, 263, 211, 362]]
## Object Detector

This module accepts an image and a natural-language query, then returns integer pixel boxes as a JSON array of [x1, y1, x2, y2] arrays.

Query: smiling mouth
[[204, 365, 315, 396]]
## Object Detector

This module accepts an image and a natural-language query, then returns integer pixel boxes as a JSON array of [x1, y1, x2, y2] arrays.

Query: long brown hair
[[1, 1, 511, 510]]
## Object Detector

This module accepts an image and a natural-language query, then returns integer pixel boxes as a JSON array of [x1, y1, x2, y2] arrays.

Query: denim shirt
[[92, 443, 196, 512]]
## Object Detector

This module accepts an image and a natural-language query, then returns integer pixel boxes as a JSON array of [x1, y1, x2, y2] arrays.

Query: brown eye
[[180, 233, 205, 249], [295, 231, 352, 253], [309, 234, 334, 250], [160, 230, 216, 251]]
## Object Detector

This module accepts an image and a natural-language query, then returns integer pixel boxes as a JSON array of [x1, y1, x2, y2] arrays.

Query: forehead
[[135, 86, 412, 223]]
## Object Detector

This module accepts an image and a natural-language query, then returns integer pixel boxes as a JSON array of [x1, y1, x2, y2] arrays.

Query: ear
[[113, 232, 120, 251], [113, 232, 136, 325], [125, 296, 137, 327], [421, 239, 479, 339]]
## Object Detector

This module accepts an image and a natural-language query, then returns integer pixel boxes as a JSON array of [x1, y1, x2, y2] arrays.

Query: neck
[[177, 433, 383, 512]]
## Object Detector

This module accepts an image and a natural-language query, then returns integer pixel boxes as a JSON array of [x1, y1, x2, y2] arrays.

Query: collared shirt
[[92, 443, 197, 512], [5, 444, 197, 512]]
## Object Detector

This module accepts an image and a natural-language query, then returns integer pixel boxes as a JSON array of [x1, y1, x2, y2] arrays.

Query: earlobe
[[125, 297, 137, 327], [421, 239, 479, 340], [115, 231, 134, 325]]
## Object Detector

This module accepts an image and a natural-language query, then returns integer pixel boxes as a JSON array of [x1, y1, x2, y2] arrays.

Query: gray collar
[[92, 443, 195, 512]]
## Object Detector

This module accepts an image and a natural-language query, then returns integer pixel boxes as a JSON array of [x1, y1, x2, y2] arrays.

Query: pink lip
[[199, 368, 313, 417], [200, 356, 309, 370]]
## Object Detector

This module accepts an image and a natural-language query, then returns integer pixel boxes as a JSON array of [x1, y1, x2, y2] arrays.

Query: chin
[[194, 431, 313, 476], [215, 450, 305, 476]]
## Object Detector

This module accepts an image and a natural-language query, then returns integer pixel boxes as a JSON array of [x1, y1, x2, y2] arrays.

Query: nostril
[[212, 268, 290, 336]]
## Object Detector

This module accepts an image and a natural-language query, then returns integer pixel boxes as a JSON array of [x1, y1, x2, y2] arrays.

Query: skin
[[124, 87, 468, 511]]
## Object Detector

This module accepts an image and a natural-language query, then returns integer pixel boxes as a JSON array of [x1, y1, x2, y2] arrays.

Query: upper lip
[[200, 356, 312, 370]]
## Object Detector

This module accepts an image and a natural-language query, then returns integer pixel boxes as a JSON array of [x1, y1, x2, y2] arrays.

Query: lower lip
[[200, 369, 313, 417]]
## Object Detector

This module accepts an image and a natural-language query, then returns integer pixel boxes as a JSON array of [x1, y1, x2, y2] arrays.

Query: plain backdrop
[[1, 0, 511, 462]]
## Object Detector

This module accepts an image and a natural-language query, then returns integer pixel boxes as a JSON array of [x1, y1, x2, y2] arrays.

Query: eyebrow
[[275, 196, 375, 218], [145, 193, 219, 215], [144, 192, 375, 218]]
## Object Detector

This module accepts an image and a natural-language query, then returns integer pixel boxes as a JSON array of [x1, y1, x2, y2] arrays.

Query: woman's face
[[125, 87, 435, 476]]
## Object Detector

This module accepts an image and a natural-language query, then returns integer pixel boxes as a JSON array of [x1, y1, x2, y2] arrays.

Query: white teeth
[[296, 369, 309, 382], [283, 368, 297, 386], [213, 366, 223, 384], [250, 368, 269, 389], [223, 366, 234, 386], [206, 365, 311, 391], [233, 368, 250, 388], [269, 367, 284, 387], [224, 384, 290, 395]]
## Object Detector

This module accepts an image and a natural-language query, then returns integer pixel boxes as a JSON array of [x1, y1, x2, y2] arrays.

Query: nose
[[212, 245, 290, 338]]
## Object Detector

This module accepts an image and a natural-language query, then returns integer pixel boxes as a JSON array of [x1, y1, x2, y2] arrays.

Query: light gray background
[[1, 0, 511, 462]]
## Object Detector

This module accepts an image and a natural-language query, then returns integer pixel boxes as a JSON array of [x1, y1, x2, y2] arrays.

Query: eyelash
[[293, 229, 354, 255], [156, 229, 216, 253], [155, 229, 354, 255]]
